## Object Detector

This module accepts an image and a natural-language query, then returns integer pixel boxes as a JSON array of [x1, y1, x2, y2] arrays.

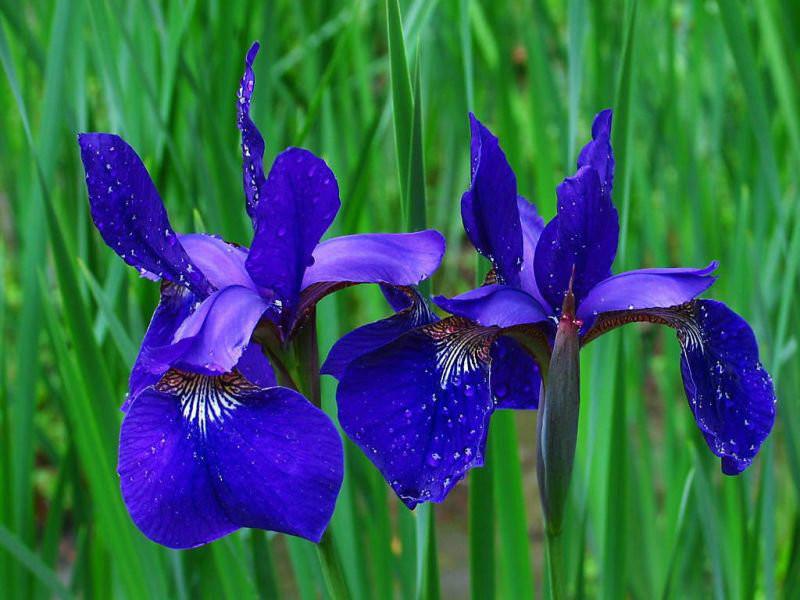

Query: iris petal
[[179, 233, 256, 291], [517, 195, 547, 305], [337, 318, 498, 508], [237, 42, 267, 223], [301, 231, 445, 290], [146, 285, 271, 376], [119, 381, 236, 548], [246, 148, 341, 322], [534, 166, 619, 312], [533, 110, 619, 312], [322, 288, 437, 380], [292, 231, 444, 334], [126, 254, 265, 413], [490, 336, 541, 410], [78, 133, 212, 297], [433, 284, 549, 328], [577, 262, 718, 329], [126, 282, 197, 411], [577, 109, 614, 193], [235, 342, 277, 388], [118, 370, 343, 548], [461, 114, 524, 286], [584, 300, 776, 474], [679, 301, 775, 474]]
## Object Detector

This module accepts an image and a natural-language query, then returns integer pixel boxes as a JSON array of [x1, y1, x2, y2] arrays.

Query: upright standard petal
[[78, 133, 212, 297], [517, 195, 547, 305], [238, 42, 267, 222], [118, 371, 343, 548], [577, 109, 614, 194], [146, 285, 271, 376], [337, 318, 498, 508], [322, 288, 438, 380], [583, 300, 776, 474], [460, 114, 523, 286], [577, 262, 718, 329], [433, 284, 549, 329], [534, 166, 619, 311], [246, 148, 341, 320]]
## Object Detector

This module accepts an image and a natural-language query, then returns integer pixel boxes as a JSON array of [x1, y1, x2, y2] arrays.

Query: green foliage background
[[0, 0, 798, 597]]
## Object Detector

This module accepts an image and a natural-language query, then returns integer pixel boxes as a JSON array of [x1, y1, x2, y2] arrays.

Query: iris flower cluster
[[80, 44, 776, 549]]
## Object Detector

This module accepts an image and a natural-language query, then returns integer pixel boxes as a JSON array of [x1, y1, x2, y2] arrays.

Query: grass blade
[[491, 412, 535, 598], [613, 0, 638, 266], [601, 339, 627, 600], [718, 0, 784, 216], [386, 0, 413, 213], [469, 463, 495, 599], [0, 525, 73, 600], [77, 260, 138, 364]]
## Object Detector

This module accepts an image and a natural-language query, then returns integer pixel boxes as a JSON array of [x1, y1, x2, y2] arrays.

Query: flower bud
[[537, 283, 580, 536]]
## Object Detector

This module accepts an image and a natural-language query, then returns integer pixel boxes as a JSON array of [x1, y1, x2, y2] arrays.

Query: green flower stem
[[317, 530, 351, 600], [253, 323, 297, 390], [545, 529, 565, 600], [292, 314, 322, 407], [291, 312, 352, 600], [256, 314, 351, 599], [251, 532, 280, 599]]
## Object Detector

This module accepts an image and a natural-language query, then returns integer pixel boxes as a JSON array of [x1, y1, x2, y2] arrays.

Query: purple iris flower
[[326, 109, 776, 510], [78, 43, 445, 549]]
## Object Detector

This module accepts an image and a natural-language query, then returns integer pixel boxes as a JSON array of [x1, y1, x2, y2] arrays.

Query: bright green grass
[[1, 0, 798, 597]]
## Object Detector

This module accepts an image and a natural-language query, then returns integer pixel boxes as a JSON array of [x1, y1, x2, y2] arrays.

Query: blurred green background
[[1, 0, 798, 598]]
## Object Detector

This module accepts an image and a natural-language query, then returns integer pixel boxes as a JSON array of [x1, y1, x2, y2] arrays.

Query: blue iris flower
[[78, 43, 444, 548], [326, 110, 776, 510]]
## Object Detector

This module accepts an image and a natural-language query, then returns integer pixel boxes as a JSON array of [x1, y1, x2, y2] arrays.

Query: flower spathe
[[328, 109, 776, 509], [79, 42, 445, 548]]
